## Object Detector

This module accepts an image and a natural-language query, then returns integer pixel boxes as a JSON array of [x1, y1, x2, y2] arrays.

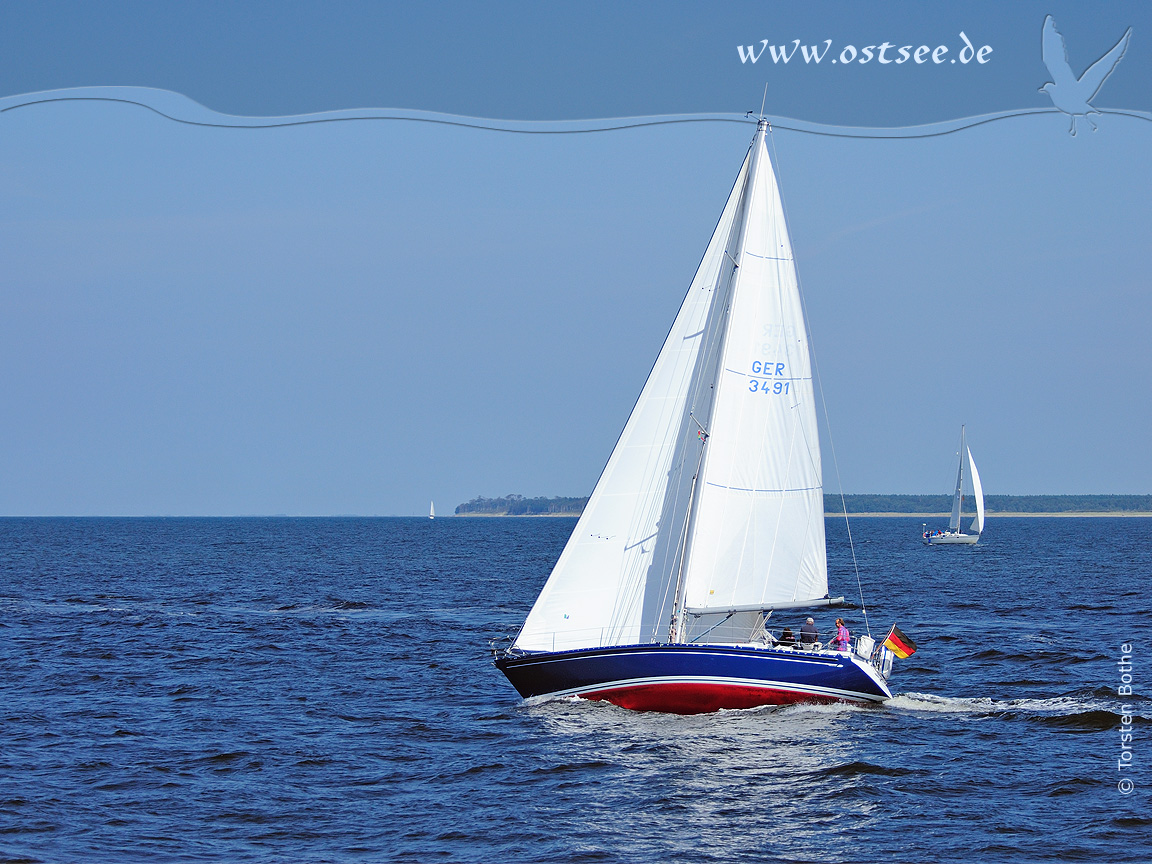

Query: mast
[[668, 119, 769, 642], [949, 425, 966, 532], [667, 439, 708, 642]]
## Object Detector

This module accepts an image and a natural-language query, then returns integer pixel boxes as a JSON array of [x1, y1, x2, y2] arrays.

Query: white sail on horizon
[[968, 446, 984, 534], [947, 427, 983, 536]]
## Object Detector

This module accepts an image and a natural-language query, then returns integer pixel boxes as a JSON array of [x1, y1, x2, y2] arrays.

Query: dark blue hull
[[495, 643, 892, 714]]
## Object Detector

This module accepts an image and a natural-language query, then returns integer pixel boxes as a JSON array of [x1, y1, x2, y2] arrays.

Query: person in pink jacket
[[833, 618, 850, 652]]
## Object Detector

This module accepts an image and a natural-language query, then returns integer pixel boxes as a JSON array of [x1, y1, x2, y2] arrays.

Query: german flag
[[884, 626, 917, 659]]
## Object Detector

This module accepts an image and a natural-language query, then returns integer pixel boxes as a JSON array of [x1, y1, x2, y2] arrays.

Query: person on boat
[[778, 627, 796, 648], [833, 618, 850, 652], [800, 617, 818, 648]]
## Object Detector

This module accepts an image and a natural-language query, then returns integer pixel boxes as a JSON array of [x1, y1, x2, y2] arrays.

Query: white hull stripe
[[548, 674, 888, 704]]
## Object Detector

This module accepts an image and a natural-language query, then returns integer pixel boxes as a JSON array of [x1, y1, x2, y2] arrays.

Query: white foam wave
[[767, 700, 866, 718], [887, 691, 1114, 716]]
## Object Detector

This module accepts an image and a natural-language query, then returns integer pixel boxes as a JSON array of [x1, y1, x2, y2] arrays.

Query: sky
[[0, 2, 1149, 515]]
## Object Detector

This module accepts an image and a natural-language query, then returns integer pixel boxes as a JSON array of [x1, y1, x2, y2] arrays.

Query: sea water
[[0, 516, 1148, 863]]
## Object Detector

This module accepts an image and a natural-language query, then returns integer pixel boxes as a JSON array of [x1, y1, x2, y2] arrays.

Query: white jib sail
[[512, 151, 753, 653], [680, 125, 827, 616], [967, 446, 984, 534]]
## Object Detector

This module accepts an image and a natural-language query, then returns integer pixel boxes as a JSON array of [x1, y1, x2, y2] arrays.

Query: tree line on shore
[[455, 494, 1152, 516], [454, 495, 590, 515]]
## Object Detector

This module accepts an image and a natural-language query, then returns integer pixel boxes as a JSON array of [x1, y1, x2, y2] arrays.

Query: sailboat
[[492, 119, 903, 714], [430, 501, 435, 520], [923, 426, 984, 545]]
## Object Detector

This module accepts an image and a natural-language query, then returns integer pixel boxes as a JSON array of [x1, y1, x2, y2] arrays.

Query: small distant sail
[[883, 626, 917, 658], [429, 501, 435, 520], [967, 447, 984, 534]]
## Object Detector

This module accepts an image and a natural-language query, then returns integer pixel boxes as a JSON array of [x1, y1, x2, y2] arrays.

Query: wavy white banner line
[[2, 86, 1149, 139]]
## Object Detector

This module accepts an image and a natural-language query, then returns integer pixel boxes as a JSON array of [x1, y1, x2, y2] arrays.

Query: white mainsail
[[513, 122, 826, 653], [679, 123, 825, 621]]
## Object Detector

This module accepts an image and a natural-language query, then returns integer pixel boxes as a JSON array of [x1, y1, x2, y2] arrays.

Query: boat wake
[[888, 691, 1150, 726], [525, 690, 1148, 731], [762, 699, 870, 718]]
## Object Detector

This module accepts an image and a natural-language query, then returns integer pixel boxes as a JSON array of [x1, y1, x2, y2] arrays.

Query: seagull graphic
[[1040, 15, 1132, 135]]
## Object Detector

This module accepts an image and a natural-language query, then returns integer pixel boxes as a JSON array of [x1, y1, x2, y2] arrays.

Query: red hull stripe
[[569, 676, 882, 715]]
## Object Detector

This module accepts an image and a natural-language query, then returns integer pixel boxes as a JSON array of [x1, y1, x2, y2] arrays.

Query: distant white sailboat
[[430, 501, 435, 520], [923, 426, 984, 545]]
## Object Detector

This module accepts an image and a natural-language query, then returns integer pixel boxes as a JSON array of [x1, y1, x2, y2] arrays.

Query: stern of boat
[[926, 532, 979, 545]]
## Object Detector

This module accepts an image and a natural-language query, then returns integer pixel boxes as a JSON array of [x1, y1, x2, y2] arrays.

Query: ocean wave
[[767, 699, 869, 718], [327, 598, 373, 610], [888, 691, 1149, 726], [1031, 710, 1126, 731], [815, 760, 917, 778]]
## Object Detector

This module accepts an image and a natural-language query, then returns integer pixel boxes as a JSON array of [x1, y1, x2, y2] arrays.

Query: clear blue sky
[[0, 3, 1148, 514]]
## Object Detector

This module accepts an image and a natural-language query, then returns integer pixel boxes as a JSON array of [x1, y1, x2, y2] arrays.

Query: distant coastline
[[454, 495, 588, 516], [454, 494, 1152, 517]]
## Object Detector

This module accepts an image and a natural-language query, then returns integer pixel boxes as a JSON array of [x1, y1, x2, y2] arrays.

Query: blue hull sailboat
[[494, 119, 903, 714]]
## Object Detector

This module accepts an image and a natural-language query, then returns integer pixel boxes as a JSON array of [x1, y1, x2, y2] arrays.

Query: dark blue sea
[[1, 516, 1148, 863]]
